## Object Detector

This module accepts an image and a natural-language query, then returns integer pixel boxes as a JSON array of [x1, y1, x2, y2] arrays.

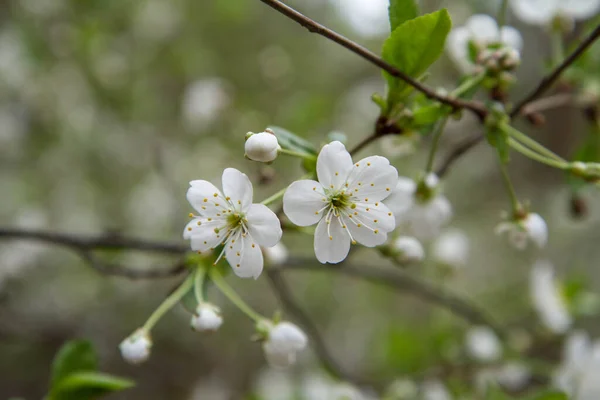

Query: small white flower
[[530, 260, 572, 334], [262, 321, 308, 368], [245, 130, 280, 163], [555, 331, 600, 398], [421, 380, 452, 400], [119, 329, 152, 364], [432, 229, 470, 269], [392, 236, 425, 264], [263, 242, 289, 266], [384, 173, 452, 241], [181, 78, 229, 130], [283, 141, 397, 264], [446, 14, 523, 73], [466, 326, 503, 362], [495, 212, 548, 249], [184, 168, 282, 279], [510, 0, 600, 26], [191, 303, 223, 332]]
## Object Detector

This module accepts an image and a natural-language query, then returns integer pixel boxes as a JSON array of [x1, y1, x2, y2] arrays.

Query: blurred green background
[[0, 0, 599, 398]]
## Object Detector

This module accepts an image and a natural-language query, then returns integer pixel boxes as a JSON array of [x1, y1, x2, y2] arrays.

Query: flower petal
[[562, 0, 600, 19], [346, 155, 398, 202], [510, 0, 558, 25], [283, 180, 327, 227], [316, 141, 353, 190], [383, 177, 416, 223], [222, 168, 253, 213], [344, 202, 395, 246], [226, 233, 264, 279], [466, 14, 500, 42], [183, 217, 203, 239], [446, 26, 473, 72], [186, 180, 225, 214], [247, 204, 282, 247], [500, 26, 523, 51], [189, 222, 227, 252], [313, 216, 350, 264]]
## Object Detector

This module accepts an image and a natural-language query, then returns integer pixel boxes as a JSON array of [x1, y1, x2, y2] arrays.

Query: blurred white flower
[[262, 321, 308, 368], [300, 373, 373, 400], [263, 242, 289, 266], [119, 329, 152, 364], [0, 28, 30, 89], [245, 130, 280, 162], [283, 141, 397, 264], [255, 368, 295, 400], [421, 380, 452, 400], [555, 331, 600, 398], [182, 78, 230, 130], [134, 0, 181, 41], [496, 362, 531, 391], [392, 236, 425, 264], [446, 14, 523, 73], [432, 229, 470, 269], [184, 168, 282, 279], [329, 0, 389, 38], [188, 375, 231, 400], [466, 326, 503, 362], [384, 174, 452, 241], [530, 260, 572, 333], [495, 212, 548, 249], [191, 303, 223, 332], [510, 0, 600, 26]]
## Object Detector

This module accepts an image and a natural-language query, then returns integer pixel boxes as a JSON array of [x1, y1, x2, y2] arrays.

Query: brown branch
[[257, 0, 488, 120], [511, 23, 600, 117]]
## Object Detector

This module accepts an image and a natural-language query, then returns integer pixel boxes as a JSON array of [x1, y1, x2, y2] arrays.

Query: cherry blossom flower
[[184, 168, 282, 279], [432, 229, 470, 269], [555, 331, 600, 398], [466, 326, 502, 362], [392, 236, 425, 264], [510, 0, 600, 27], [263, 242, 289, 266], [446, 14, 523, 73], [262, 321, 308, 368], [119, 329, 152, 364], [530, 260, 572, 333], [384, 173, 452, 241], [283, 141, 397, 264], [495, 212, 547, 249], [191, 303, 223, 332], [245, 130, 280, 163]]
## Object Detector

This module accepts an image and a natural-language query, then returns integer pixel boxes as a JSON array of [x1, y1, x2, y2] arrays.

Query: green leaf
[[412, 104, 444, 126], [526, 390, 568, 400], [388, 0, 419, 32], [51, 340, 98, 388], [268, 126, 317, 156], [382, 9, 452, 106], [51, 372, 135, 400]]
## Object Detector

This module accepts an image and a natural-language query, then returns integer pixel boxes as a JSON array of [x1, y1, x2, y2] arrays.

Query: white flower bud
[[263, 242, 289, 266], [262, 321, 308, 368], [432, 229, 469, 269], [465, 326, 502, 362], [495, 212, 547, 250], [245, 130, 280, 162], [119, 329, 152, 364], [191, 303, 223, 332], [393, 236, 424, 264]]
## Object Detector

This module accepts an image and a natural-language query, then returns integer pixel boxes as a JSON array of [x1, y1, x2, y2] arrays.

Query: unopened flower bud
[[245, 130, 280, 162], [191, 303, 223, 332], [393, 236, 424, 264], [432, 229, 469, 269], [119, 329, 152, 364], [261, 321, 308, 368], [496, 212, 547, 250], [465, 326, 502, 362], [263, 242, 289, 266]]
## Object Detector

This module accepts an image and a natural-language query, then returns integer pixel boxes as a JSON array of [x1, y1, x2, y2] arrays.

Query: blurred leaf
[[268, 126, 317, 156], [51, 372, 135, 400], [485, 386, 512, 399], [388, 0, 419, 32], [412, 104, 444, 126], [525, 390, 568, 400], [51, 340, 97, 388], [382, 9, 452, 106]]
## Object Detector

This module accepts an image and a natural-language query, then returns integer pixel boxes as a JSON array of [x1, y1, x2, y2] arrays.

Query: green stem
[[497, 153, 521, 212], [194, 267, 205, 304], [508, 138, 569, 169], [501, 122, 566, 162], [497, 0, 509, 30], [451, 73, 486, 98], [143, 273, 195, 331], [279, 148, 316, 160], [551, 29, 565, 67], [209, 269, 264, 322], [260, 186, 288, 206], [425, 117, 450, 173]]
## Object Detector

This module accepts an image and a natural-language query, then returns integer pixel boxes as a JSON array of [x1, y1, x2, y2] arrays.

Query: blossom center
[[226, 212, 246, 231], [327, 190, 352, 211]]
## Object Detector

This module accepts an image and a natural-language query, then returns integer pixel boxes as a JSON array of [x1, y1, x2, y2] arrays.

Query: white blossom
[[432, 229, 470, 269], [446, 14, 523, 73], [466, 326, 502, 362], [384, 174, 452, 241], [555, 331, 600, 399], [245, 130, 280, 163], [263, 242, 289, 266], [300, 373, 374, 400], [181, 78, 230, 130], [510, 0, 600, 26], [254, 368, 295, 400], [119, 329, 152, 364], [184, 168, 282, 279], [392, 236, 425, 264], [421, 380, 452, 400], [530, 260, 572, 334], [283, 141, 397, 264], [262, 321, 308, 368], [191, 303, 223, 332], [495, 212, 548, 250], [496, 362, 531, 391]]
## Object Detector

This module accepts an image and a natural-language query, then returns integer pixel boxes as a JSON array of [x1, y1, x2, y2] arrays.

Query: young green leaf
[[51, 340, 98, 388], [382, 9, 452, 106], [51, 371, 135, 400], [388, 0, 419, 32], [268, 126, 317, 156]]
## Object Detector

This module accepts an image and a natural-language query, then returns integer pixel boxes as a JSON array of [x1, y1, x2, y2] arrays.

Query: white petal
[[383, 177, 416, 223], [183, 217, 203, 239], [466, 14, 500, 42], [246, 203, 282, 247], [346, 155, 398, 202], [446, 26, 474, 72], [316, 141, 353, 191], [189, 222, 227, 252], [525, 213, 548, 248], [510, 0, 558, 25], [500, 26, 524, 51], [530, 260, 572, 333], [222, 168, 253, 213], [314, 216, 350, 264], [430, 195, 453, 224], [562, 0, 600, 19], [465, 326, 502, 362], [186, 180, 225, 214], [225, 233, 264, 279], [432, 229, 469, 268], [283, 179, 327, 227], [263, 342, 295, 368], [345, 214, 388, 247]]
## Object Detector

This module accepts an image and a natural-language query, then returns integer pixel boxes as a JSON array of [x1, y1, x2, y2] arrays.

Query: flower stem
[[425, 117, 450, 173], [143, 273, 195, 331], [496, 0, 509, 30], [552, 29, 565, 67], [209, 269, 264, 322], [451, 73, 486, 98], [500, 122, 566, 162], [194, 267, 205, 304], [279, 148, 316, 160], [260, 186, 288, 206], [508, 138, 568, 169], [497, 153, 521, 212]]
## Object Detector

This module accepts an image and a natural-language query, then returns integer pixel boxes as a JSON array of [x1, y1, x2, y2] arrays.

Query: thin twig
[[257, 0, 488, 119], [511, 23, 600, 117], [349, 132, 380, 156]]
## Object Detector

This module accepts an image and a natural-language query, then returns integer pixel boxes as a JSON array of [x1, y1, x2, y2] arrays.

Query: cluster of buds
[[476, 47, 521, 73]]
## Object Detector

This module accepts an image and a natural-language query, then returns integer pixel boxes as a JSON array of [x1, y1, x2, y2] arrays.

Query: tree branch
[[257, 0, 488, 119]]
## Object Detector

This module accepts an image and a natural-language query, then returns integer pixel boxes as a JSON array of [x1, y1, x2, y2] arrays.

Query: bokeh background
[[1, 0, 599, 398]]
